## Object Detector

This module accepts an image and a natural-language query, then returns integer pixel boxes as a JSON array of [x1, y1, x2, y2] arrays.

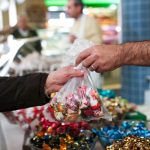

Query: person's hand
[[76, 44, 124, 73], [45, 66, 84, 95], [69, 34, 77, 43]]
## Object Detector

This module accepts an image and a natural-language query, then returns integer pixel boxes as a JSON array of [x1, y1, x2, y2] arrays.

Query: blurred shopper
[[67, 0, 102, 44], [76, 41, 150, 72], [11, 15, 42, 57], [0, 66, 83, 112]]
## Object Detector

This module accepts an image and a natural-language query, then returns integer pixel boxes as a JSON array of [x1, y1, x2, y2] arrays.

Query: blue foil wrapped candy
[[93, 121, 150, 147], [97, 89, 116, 99]]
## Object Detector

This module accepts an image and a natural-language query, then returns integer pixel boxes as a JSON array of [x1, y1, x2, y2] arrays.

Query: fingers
[[67, 68, 84, 78], [76, 48, 91, 66], [45, 66, 84, 94], [89, 61, 99, 71], [63, 66, 84, 77], [82, 55, 97, 68], [62, 66, 73, 71]]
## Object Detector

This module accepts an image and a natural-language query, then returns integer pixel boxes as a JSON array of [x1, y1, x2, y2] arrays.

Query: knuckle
[[93, 54, 98, 60], [99, 60, 106, 67], [82, 60, 88, 67]]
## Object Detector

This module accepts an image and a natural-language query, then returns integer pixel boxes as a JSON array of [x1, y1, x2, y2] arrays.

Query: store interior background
[[0, 0, 150, 105]]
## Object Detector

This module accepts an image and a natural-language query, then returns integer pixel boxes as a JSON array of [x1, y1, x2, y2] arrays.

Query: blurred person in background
[[66, 0, 103, 89], [11, 15, 42, 58], [67, 0, 102, 44]]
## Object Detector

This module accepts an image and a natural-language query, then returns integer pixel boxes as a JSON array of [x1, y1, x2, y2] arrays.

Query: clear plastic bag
[[61, 39, 103, 89], [44, 39, 112, 122]]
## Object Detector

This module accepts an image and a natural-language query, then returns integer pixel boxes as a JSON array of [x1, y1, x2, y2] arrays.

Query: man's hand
[[45, 66, 83, 95], [76, 44, 124, 73]]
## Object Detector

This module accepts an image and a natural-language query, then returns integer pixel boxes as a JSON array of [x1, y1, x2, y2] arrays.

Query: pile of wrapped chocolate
[[45, 85, 105, 122], [28, 86, 150, 150], [10, 85, 150, 150], [31, 119, 97, 150], [9, 74, 149, 150]]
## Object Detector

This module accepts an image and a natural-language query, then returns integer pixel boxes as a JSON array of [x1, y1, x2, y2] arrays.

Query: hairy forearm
[[121, 41, 150, 66]]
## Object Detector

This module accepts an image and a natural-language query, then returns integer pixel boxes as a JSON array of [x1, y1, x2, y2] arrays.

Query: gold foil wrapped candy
[[106, 136, 150, 150]]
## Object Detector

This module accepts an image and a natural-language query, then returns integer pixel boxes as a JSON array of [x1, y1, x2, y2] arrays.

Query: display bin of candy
[[30, 138, 96, 150], [30, 119, 97, 150], [104, 97, 128, 123], [90, 96, 129, 129], [93, 120, 150, 149], [106, 136, 150, 149], [97, 89, 131, 127]]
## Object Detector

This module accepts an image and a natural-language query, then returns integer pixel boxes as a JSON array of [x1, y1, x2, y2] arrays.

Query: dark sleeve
[[0, 73, 49, 112]]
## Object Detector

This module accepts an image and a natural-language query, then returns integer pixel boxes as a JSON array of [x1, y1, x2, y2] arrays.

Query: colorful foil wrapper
[[87, 96, 130, 129], [106, 136, 150, 150], [13, 106, 45, 130], [98, 89, 116, 99], [30, 118, 97, 150], [92, 121, 150, 147], [103, 97, 128, 122]]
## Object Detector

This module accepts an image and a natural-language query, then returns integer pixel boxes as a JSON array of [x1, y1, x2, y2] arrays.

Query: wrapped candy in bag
[[44, 40, 111, 122]]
